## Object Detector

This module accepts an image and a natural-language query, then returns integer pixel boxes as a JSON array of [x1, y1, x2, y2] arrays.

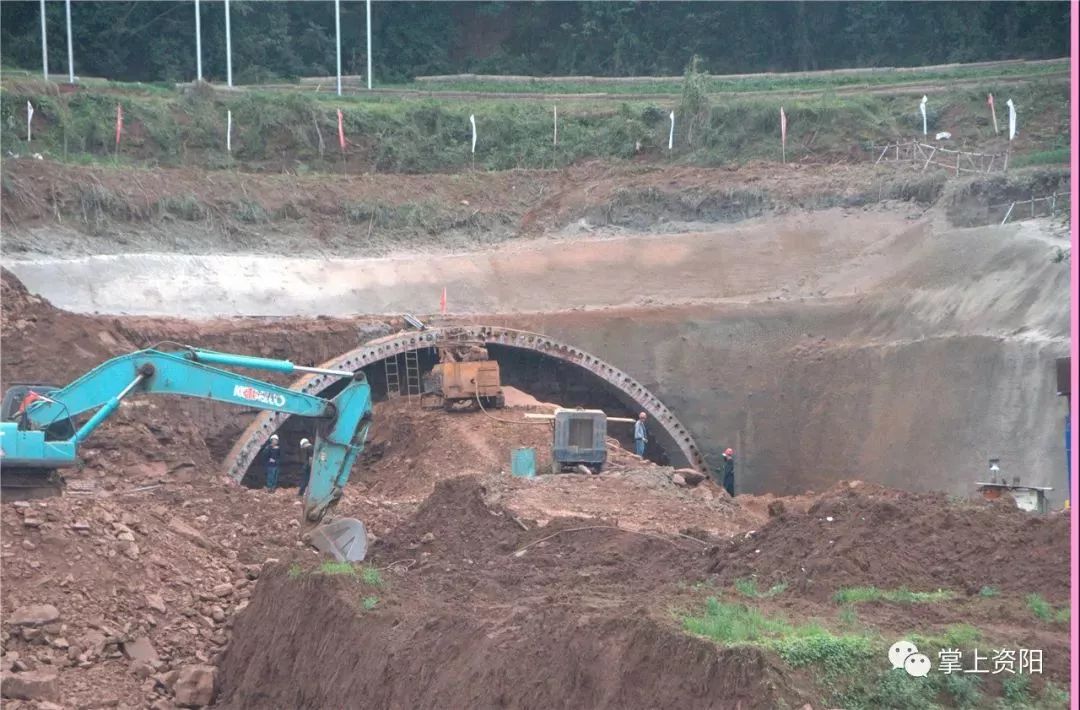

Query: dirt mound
[[711, 481, 1071, 602], [218, 564, 812, 710], [374, 476, 526, 560], [358, 399, 553, 500]]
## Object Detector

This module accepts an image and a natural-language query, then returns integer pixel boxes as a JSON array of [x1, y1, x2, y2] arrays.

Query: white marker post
[[64, 0, 74, 83], [194, 0, 203, 82], [1006, 99, 1017, 141], [668, 111, 675, 150], [553, 105, 558, 146], [334, 0, 342, 97], [39, 0, 48, 80], [919, 95, 927, 137], [366, 0, 373, 90], [27, 101, 34, 142], [224, 0, 233, 88], [470, 114, 477, 153], [226, 110, 232, 153]]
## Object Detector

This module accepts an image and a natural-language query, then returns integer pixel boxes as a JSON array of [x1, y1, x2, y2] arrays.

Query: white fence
[[873, 140, 1009, 174]]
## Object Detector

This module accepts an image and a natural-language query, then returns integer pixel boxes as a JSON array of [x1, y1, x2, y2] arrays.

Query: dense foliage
[[0, 1, 1069, 84]]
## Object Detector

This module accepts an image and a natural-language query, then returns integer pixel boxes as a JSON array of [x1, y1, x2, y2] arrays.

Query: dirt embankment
[[711, 481, 1071, 604], [218, 477, 813, 710], [7, 158, 1060, 260], [218, 475, 1072, 708]]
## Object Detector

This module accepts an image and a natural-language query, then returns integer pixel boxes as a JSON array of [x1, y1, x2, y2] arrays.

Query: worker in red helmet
[[720, 447, 736, 497]]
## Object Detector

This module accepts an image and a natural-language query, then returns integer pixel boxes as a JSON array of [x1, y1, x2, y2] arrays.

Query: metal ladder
[[404, 350, 421, 402], [384, 355, 401, 399]]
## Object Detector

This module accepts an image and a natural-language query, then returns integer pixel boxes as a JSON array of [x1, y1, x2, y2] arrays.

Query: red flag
[[987, 93, 994, 108], [115, 104, 123, 147], [439, 287, 447, 314], [337, 109, 346, 151], [780, 107, 787, 146]]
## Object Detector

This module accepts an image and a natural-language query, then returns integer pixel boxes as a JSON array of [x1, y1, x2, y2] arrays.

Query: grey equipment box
[[551, 408, 607, 473]]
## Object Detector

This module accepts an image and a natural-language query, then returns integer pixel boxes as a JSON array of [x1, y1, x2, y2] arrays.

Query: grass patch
[[287, 563, 303, 579], [361, 595, 379, 610], [360, 566, 384, 587], [1026, 593, 1070, 624], [1010, 147, 1069, 168], [1002, 675, 1032, 706], [733, 577, 788, 599], [680, 600, 1012, 709], [317, 561, 358, 576], [833, 586, 955, 605], [979, 586, 1001, 598]]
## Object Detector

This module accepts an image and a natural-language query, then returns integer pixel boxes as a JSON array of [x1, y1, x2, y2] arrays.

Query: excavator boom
[[1, 346, 373, 548]]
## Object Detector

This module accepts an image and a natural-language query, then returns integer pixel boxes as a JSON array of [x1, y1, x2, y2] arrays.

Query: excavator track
[[0, 466, 65, 501]]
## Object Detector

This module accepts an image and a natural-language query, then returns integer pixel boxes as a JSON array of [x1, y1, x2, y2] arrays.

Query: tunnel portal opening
[[237, 343, 670, 488]]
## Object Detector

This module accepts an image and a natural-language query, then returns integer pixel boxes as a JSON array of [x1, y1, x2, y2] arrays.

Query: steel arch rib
[[223, 326, 708, 481]]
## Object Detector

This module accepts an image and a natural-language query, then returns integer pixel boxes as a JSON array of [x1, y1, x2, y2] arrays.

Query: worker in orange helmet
[[720, 447, 736, 497]]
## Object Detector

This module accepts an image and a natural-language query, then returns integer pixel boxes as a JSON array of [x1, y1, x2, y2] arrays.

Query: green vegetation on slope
[[0, 77, 1067, 173]]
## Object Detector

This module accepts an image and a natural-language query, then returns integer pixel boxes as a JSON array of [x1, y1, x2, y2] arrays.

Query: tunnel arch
[[223, 326, 708, 481]]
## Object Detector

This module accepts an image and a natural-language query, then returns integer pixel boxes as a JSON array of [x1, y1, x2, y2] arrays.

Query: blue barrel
[[511, 447, 536, 478]]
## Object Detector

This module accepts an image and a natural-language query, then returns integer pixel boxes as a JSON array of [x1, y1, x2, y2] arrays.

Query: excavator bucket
[[307, 517, 368, 562]]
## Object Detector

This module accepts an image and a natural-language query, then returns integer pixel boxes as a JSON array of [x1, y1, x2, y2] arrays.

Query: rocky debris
[[173, 665, 217, 707], [146, 593, 168, 614], [7, 604, 61, 627], [168, 517, 220, 552], [1, 669, 59, 701], [123, 636, 161, 667]]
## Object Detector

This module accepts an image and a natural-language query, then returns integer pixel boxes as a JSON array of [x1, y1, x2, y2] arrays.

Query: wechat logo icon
[[889, 640, 931, 677]]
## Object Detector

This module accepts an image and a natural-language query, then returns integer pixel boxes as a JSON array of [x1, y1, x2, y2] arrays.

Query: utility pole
[[64, 0, 74, 83], [335, 0, 342, 96], [194, 0, 203, 82], [366, 0, 373, 90], [39, 0, 48, 80], [225, 0, 233, 87]]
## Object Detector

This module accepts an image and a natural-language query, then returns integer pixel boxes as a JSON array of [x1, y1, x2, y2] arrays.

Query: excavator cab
[[2, 385, 76, 439], [0, 385, 75, 499]]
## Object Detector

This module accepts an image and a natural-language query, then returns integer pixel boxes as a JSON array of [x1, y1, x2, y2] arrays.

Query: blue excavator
[[0, 345, 373, 559]]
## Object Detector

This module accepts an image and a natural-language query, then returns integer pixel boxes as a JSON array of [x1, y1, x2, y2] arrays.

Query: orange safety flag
[[988, 93, 999, 134], [337, 109, 346, 151], [440, 287, 447, 314], [115, 104, 123, 146]]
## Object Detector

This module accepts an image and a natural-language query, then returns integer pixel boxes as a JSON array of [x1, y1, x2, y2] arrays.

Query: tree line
[[0, 1, 1068, 84]]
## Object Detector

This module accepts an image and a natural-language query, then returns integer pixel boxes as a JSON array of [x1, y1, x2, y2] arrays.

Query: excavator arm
[[1, 347, 372, 526]]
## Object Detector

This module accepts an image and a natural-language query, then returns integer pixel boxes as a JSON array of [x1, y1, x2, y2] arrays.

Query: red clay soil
[[217, 478, 815, 710], [710, 481, 1071, 603]]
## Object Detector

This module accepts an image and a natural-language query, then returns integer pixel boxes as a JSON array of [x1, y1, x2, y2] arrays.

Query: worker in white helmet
[[298, 438, 314, 497]]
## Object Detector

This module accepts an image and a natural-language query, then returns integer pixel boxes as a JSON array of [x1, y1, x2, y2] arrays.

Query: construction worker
[[298, 438, 314, 497], [720, 448, 736, 496], [263, 434, 281, 492], [634, 412, 648, 458]]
